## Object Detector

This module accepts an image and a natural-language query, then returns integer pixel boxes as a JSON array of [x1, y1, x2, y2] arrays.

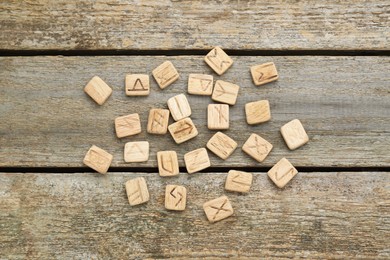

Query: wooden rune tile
[[211, 80, 239, 105], [207, 104, 229, 130], [203, 196, 233, 223], [114, 113, 142, 138], [124, 141, 149, 163], [184, 148, 210, 174], [83, 145, 113, 174], [147, 108, 170, 135], [204, 46, 233, 75], [280, 119, 309, 150], [242, 133, 273, 163], [84, 76, 112, 105], [165, 185, 187, 211], [267, 158, 298, 188], [157, 151, 179, 177], [168, 118, 198, 144], [188, 74, 213, 95], [225, 170, 253, 193], [125, 177, 149, 206], [167, 94, 192, 121], [250, 62, 278, 86], [152, 61, 179, 89], [206, 132, 237, 160], [245, 100, 271, 125], [126, 74, 150, 96]]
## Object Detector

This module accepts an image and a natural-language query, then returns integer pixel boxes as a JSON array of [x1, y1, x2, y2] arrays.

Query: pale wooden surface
[[0, 0, 389, 51], [0, 171, 388, 259], [0, 56, 389, 168]]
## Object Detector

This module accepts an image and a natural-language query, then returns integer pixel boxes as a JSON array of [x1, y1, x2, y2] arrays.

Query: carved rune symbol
[[214, 106, 227, 124], [156, 66, 176, 85], [128, 179, 143, 204], [174, 121, 193, 135], [210, 199, 230, 220], [89, 150, 108, 166], [214, 82, 235, 97], [193, 77, 212, 91], [231, 173, 251, 186], [248, 136, 268, 156], [128, 78, 146, 91], [160, 153, 174, 174], [207, 48, 231, 69], [256, 64, 277, 82], [169, 186, 184, 207], [275, 167, 295, 181], [189, 151, 207, 170], [127, 143, 145, 156], [151, 111, 165, 130]]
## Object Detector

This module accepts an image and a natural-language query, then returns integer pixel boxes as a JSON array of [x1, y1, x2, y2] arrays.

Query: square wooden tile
[[250, 62, 278, 86], [245, 100, 271, 125], [147, 108, 170, 135], [83, 145, 113, 174], [280, 119, 309, 150], [212, 80, 239, 105], [125, 177, 149, 206], [167, 94, 192, 121], [165, 185, 187, 211], [114, 113, 142, 138], [157, 151, 179, 177], [84, 76, 112, 105], [206, 132, 237, 160], [124, 141, 149, 163], [268, 158, 298, 188], [242, 133, 273, 162], [184, 148, 210, 174], [152, 61, 179, 89], [207, 104, 229, 130], [125, 74, 150, 96], [188, 74, 213, 95], [204, 46, 233, 75], [168, 118, 198, 144], [225, 170, 253, 193], [203, 196, 233, 223]]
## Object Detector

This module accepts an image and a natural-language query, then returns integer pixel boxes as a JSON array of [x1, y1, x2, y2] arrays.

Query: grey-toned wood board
[[0, 0, 389, 51], [0, 56, 389, 168], [0, 172, 388, 259]]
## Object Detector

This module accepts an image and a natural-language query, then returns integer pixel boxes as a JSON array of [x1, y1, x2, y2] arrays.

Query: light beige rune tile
[[157, 151, 179, 177], [280, 119, 309, 150], [152, 61, 179, 89], [167, 94, 192, 121], [242, 133, 273, 162], [83, 145, 113, 174], [245, 100, 271, 125], [184, 148, 210, 174], [114, 113, 142, 138], [225, 170, 253, 193], [207, 104, 229, 130], [168, 118, 198, 144], [206, 132, 237, 160], [165, 185, 187, 211], [250, 62, 279, 86], [124, 141, 149, 163], [203, 195, 233, 223], [84, 76, 112, 105], [188, 74, 214, 95], [125, 74, 150, 96], [204, 46, 233, 75], [125, 177, 150, 206], [147, 108, 170, 135], [268, 158, 298, 188], [211, 80, 239, 105]]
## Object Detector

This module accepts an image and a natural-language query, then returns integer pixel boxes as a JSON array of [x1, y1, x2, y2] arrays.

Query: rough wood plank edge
[[0, 172, 388, 259], [0, 1, 389, 51], [0, 56, 389, 168]]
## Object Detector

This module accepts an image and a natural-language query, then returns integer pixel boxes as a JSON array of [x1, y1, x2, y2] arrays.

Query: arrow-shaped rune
[[174, 122, 193, 135], [213, 83, 236, 97]]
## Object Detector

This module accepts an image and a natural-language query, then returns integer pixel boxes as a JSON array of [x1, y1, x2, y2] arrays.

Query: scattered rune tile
[[204, 46, 233, 75], [114, 113, 142, 138], [83, 145, 113, 174], [245, 100, 271, 125], [211, 80, 239, 105], [206, 132, 237, 160], [203, 195, 234, 223], [165, 185, 187, 211], [268, 158, 298, 188], [126, 74, 150, 96], [157, 151, 179, 177], [242, 133, 273, 162], [168, 118, 198, 144], [167, 94, 192, 121], [280, 119, 309, 150], [124, 141, 149, 163], [225, 170, 253, 193], [188, 74, 214, 95], [207, 104, 229, 130], [84, 76, 112, 105], [147, 108, 170, 135], [184, 148, 211, 174], [152, 61, 179, 89], [250, 62, 279, 86], [125, 177, 150, 206]]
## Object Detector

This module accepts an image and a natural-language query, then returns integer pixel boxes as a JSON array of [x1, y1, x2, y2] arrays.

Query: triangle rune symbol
[[129, 78, 146, 91]]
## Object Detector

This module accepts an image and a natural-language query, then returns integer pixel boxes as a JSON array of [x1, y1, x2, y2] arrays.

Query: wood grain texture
[[0, 55, 389, 168], [0, 0, 389, 51], [0, 171, 388, 259]]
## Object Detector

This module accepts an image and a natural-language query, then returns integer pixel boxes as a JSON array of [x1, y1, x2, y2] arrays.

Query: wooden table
[[0, 1, 389, 258]]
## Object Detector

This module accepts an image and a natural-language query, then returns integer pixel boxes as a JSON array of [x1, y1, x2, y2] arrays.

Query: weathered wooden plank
[[0, 56, 389, 168], [0, 172, 388, 259], [0, 0, 389, 51]]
